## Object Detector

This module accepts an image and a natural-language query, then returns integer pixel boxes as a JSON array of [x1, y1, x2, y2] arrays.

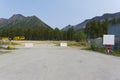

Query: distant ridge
[[62, 12, 120, 31], [0, 14, 52, 29]]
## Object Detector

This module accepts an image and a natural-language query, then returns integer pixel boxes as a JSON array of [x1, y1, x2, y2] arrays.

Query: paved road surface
[[0, 43, 120, 80]]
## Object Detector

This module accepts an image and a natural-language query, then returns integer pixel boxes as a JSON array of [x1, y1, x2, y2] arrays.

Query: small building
[[0, 37, 10, 48], [13, 36, 25, 40], [2, 37, 9, 41], [108, 24, 120, 49]]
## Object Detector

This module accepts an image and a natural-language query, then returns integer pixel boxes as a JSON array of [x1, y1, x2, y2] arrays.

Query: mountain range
[[62, 12, 120, 31], [1, 12, 120, 32], [0, 14, 52, 30]]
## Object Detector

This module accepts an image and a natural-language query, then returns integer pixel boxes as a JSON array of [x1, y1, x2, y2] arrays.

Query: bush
[[90, 44, 98, 51]]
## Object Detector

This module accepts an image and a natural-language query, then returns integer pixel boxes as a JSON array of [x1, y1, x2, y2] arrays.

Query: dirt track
[[0, 42, 120, 80]]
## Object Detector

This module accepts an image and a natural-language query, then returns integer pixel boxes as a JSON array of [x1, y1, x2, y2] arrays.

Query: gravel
[[0, 43, 120, 80]]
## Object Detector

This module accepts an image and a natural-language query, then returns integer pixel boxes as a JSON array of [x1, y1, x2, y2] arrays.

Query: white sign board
[[60, 43, 67, 47], [103, 35, 115, 45], [25, 43, 34, 48]]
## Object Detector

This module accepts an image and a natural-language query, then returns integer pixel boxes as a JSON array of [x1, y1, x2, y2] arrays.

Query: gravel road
[[0, 43, 120, 80]]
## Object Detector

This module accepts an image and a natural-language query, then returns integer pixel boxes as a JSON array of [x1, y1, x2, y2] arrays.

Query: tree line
[[85, 18, 119, 39], [0, 27, 87, 41]]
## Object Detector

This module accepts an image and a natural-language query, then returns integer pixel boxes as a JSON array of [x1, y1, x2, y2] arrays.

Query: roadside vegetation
[[0, 51, 11, 55], [89, 43, 120, 56], [52, 41, 87, 48]]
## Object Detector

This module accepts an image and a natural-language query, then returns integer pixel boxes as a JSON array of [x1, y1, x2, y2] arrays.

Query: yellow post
[[86, 42, 88, 48], [9, 40, 12, 49]]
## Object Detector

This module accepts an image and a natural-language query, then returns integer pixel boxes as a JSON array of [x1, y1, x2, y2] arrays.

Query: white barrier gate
[[25, 43, 34, 48], [60, 43, 67, 47]]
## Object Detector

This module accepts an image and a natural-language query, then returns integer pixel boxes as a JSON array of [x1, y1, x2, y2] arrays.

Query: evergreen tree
[[75, 30, 86, 42], [111, 18, 117, 25], [53, 28, 61, 40], [67, 27, 75, 40]]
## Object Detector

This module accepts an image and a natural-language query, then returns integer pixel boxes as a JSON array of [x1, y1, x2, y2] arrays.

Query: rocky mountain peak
[[9, 14, 26, 22], [62, 12, 120, 31]]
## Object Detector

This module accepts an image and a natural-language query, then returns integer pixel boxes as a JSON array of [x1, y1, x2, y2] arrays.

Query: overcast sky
[[0, 0, 120, 29]]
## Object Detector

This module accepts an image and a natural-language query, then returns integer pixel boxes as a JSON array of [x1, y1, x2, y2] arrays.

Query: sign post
[[105, 45, 112, 53], [103, 35, 115, 53]]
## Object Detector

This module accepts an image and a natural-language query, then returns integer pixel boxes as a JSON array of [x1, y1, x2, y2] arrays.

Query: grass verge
[[52, 41, 87, 48], [88, 44, 120, 56]]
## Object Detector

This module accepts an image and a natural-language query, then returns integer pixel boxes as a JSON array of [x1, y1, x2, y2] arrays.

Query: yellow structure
[[86, 42, 88, 48], [1, 37, 12, 49], [13, 36, 25, 40], [2, 37, 9, 41]]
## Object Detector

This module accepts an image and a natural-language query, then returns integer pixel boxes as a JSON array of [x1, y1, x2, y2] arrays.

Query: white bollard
[[25, 43, 34, 48], [60, 43, 67, 47]]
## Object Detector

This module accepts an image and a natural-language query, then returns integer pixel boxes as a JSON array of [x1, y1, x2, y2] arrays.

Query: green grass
[[52, 41, 67, 46], [67, 41, 87, 47], [12, 40, 52, 45], [88, 43, 120, 56], [0, 50, 11, 55], [112, 49, 120, 56], [12, 42, 20, 45], [52, 41, 87, 48], [5, 46, 16, 50]]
